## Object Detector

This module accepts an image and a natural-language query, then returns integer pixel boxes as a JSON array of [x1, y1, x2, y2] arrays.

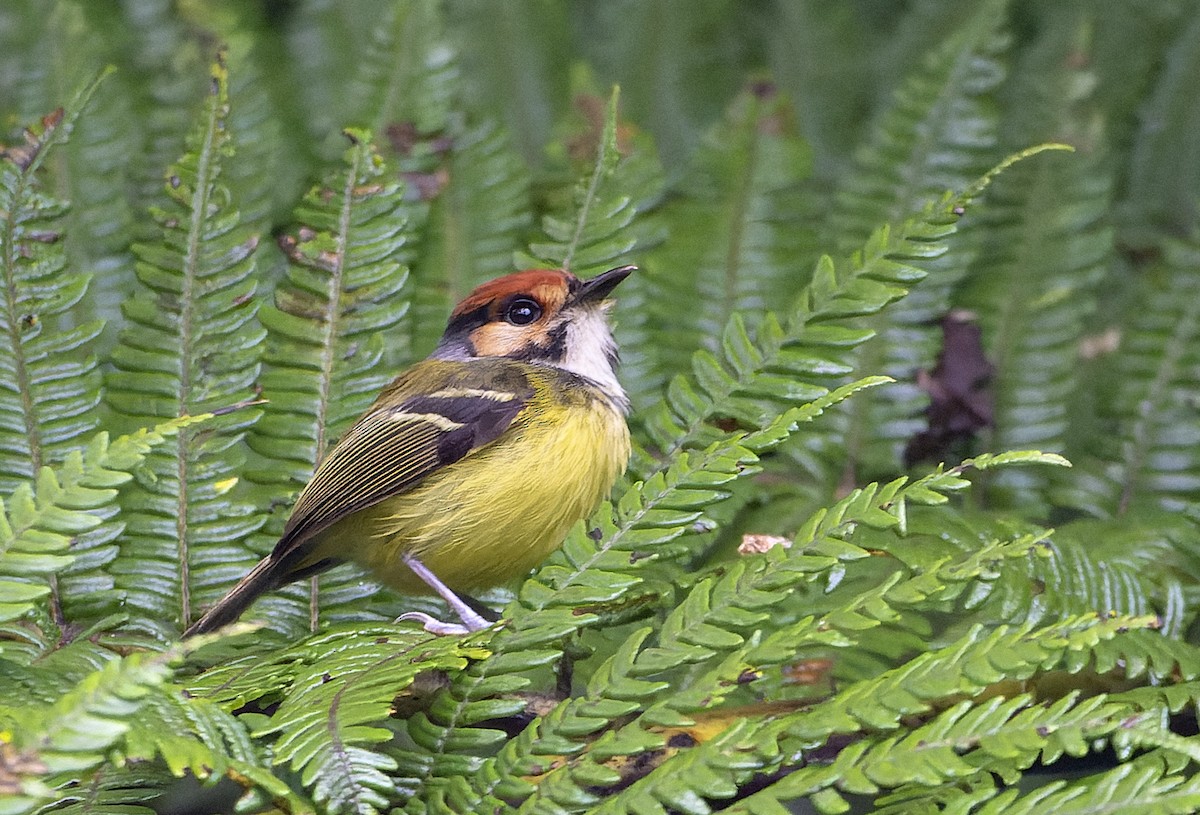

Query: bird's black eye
[[504, 297, 542, 326]]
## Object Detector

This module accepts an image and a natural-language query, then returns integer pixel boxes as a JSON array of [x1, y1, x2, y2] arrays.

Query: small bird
[[184, 265, 634, 637]]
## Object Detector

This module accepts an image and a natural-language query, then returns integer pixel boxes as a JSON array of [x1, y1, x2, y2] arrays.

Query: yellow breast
[[313, 394, 630, 594]]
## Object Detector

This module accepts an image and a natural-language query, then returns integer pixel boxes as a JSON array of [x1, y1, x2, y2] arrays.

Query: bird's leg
[[396, 553, 492, 635]]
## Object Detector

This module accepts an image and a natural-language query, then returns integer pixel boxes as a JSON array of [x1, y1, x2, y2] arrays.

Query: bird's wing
[[273, 359, 534, 559]]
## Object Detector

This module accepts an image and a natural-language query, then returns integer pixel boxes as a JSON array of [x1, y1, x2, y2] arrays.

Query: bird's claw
[[397, 611, 478, 636]]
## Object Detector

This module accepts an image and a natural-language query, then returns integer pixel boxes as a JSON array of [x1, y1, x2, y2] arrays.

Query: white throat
[[559, 307, 628, 413]]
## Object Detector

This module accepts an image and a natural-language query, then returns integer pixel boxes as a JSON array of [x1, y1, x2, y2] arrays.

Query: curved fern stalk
[[3, 647, 175, 814], [1061, 233, 1200, 518], [407, 119, 533, 359], [0, 415, 209, 646], [103, 57, 266, 638], [959, 13, 1113, 513], [830, 0, 1008, 479], [0, 70, 108, 493], [634, 84, 816, 413], [516, 86, 666, 279], [244, 129, 414, 637], [490, 455, 1065, 814], [723, 614, 1161, 814], [1124, 3, 1200, 237], [186, 623, 485, 815], [970, 754, 1200, 815]]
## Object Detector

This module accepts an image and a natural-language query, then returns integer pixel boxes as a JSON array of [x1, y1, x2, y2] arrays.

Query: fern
[[243, 129, 414, 637], [637, 85, 817, 413], [1124, 2, 1200, 236], [0, 71, 107, 493], [1063, 233, 1200, 517], [3, 648, 175, 814], [517, 87, 666, 278], [727, 614, 1165, 814], [0, 415, 209, 640], [832, 0, 1007, 479], [187, 623, 487, 815], [103, 57, 265, 638], [959, 10, 1113, 513], [115, 0, 207, 233], [408, 119, 533, 359]]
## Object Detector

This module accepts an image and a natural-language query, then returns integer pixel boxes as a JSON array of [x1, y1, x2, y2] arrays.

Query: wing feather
[[271, 360, 534, 561]]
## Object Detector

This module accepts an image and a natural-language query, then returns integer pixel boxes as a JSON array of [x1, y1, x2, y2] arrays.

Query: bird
[[183, 265, 634, 637]]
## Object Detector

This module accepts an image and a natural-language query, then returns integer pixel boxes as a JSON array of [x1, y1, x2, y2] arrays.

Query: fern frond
[[516, 87, 666, 278], [190, 623, 486, 815], [0, 71, 108, 494], [342, 0, 457, 143], [959, 13, 1113, 512], [182, 2, 298, 233], [3, 648, 175, 813], [832, 0, 1007, 478], [634, 85, 816, 413], [725, 614, 1162, 814], [0, 415, 208, 639], [970, 753, 1200, 815], [39, 762, 178, 815], [1062, 233, 1200, 517], [244, 128, 413, 636], [116, 1, 207, 230], [103, 57, 265, 638], [1124, 3, 1200, 236], [408, 119, 532, 358]]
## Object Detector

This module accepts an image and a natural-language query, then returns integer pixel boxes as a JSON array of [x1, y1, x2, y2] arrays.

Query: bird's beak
[[576, 265, 635, 304]]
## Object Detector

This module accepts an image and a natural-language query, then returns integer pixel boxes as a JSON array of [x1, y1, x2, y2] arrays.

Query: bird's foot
[[397, 610, 490, 636]]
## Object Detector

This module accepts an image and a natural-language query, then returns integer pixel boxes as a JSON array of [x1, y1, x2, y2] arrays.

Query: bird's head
[[433, 265, 634, 405]]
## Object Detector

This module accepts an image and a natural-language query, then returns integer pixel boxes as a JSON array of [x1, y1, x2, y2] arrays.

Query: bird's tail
[[182, 555, 287, 638]]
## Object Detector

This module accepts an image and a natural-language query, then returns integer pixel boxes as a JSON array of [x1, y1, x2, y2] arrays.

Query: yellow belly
[[310, 400, 629, 593]]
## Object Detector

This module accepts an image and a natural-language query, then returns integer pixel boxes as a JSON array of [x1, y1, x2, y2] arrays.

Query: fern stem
[[563, 89, 620, 271], [720, 105, 759, 325], [174, 73, 225, 627], [0, 182, 41, 475], [1118, 288, 1200, 515], [302, 138, 366, 631]]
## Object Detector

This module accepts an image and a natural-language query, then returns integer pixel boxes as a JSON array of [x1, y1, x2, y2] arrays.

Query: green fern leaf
[[1062, 233, 1200, 517], [408, 119, 533, 359], [0, 71, 108, 493], [634, 85, 816, 413], [1124, 3, 1200, 236], [972, 754, 1200, 815], [832, 0, 1008, 479], [516, 86, 665, 278], [116, 1, 207, 233], [191, 623, 486, 815], [959, 13, 1113, 512], [0, 416, 208, 639], [3, 649, 175, 813], [34, 763, 177, 815], [243, 128, 414, 637], [103, 57, 265, 638], [725, 614, 1160, 814]]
